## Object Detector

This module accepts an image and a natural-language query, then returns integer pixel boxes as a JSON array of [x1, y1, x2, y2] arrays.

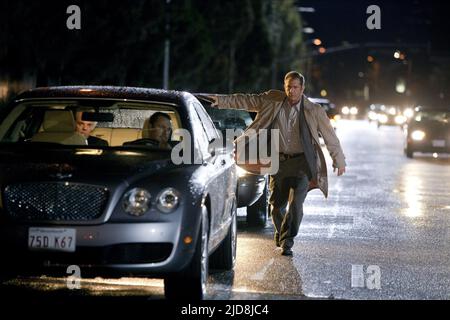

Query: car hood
[[0, 144, 177, 184]]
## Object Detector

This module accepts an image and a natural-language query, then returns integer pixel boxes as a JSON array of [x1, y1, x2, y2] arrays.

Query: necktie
[[299, 96, 317, 180]]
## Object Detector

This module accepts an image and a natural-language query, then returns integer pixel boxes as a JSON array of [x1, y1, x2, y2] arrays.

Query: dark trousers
[[269, 154, 310, 249]]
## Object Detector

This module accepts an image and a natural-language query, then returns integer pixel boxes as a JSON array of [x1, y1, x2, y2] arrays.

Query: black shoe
[[281, 248, 293, 256], [274, 234, 280, 247]]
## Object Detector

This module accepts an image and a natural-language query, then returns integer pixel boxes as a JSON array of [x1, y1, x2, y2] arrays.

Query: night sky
[[297, 0, 450, 107], [298, 0, 448, 51]]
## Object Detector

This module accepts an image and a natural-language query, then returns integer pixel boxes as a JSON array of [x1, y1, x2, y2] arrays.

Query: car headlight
[[411, 130, 425, 141], [378, 114, 388, 124], [236, 166, 249, 177], [330, 118, 337, 127], [123, 188, 151, 216], [403, 108, 414, 118], [368, 111, 378, 121], [341, 106, 350, 115], [350, 106, 358, 115], [395, 115, 407, 125], [157, 188, 180, 213]]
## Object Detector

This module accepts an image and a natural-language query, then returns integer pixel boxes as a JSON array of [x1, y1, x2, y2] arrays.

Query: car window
[[204, 106, 252, 130], [310, 98, 338, 118], [188, 102, 210, 159], [192, 102, 220, 142], [0, 100, 183, 148]]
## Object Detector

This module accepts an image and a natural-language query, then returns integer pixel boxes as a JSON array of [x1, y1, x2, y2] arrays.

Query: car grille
[[3, 182, 109, 221]]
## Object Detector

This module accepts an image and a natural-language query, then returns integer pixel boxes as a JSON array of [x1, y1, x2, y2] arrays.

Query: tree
[[1, 0, 306, 95]]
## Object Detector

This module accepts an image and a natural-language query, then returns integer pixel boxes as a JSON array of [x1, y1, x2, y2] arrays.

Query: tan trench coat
[[215, 90, 346, 198]]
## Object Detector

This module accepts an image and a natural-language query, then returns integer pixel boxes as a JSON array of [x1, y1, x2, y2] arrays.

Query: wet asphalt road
[[215, 119, 450, 300], [2, 120, 449, 301]]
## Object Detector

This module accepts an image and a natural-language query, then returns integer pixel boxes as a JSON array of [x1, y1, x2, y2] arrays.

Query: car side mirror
[[208, 138, 218, 157], [208, 137, 230, 158]]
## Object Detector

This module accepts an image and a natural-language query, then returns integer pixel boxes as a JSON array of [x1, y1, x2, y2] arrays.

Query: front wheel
[[405, 144, 413, 158], [210, 200, 237, 271], [164, 206, 209, 300], [247, 181, 268, 228]]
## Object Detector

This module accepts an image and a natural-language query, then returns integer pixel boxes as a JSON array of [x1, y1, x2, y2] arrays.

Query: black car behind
[[197, 96, 269, 227], [404, 107, 450, 158]]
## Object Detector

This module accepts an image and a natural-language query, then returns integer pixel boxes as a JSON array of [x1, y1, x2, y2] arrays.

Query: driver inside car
[[144, 112, 173, 149], [124, 112, 173, 149], [142, 112, 172, 149]]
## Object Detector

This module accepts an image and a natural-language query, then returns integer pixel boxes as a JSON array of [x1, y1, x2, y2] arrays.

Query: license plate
[[28, 228, 76, 252], [432, 140, 445, 147]]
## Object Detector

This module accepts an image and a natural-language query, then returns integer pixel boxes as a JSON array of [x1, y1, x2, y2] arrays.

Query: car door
[[192, 102, 236, 248]]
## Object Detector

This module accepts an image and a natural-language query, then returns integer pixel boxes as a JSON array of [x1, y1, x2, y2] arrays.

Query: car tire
[[209, 200, 237, 271], [246, 181, 268, 228], [164, 206, 209, 300], [405, 144, 414, 158]]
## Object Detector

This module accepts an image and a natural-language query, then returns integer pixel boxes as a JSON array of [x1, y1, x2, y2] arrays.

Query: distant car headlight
[[378, 114, 388, 124], [350, 107, 358, 115], [395, 115, 407, 125], [403, 108, 414, 118], [236, 166, 250, 177], [411, 130, 425, 141], [330, 118, 337, 127], [341, 106, 350, 115], [157, 188, 180, 213], [368, 111, 378, 121], [123, 188, 151, 216], [388, 107, 397, 115]]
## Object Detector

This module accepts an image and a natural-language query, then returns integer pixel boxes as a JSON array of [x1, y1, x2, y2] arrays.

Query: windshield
[[204, 106, 252, 131], [0, 100, 183, 150], [310, 98, 338, 117]]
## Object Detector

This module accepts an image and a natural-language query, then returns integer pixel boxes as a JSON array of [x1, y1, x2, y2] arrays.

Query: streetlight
[[313, 38, 322, 46], [303, 27, 314, 34], [396, 78, 406, 93], [297, 7, 315, 13]]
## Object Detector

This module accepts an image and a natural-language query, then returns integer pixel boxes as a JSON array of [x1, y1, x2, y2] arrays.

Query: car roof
[[13, 86, 194, 106], [193, 93, 214, 104], [309, 97, 330, 104]]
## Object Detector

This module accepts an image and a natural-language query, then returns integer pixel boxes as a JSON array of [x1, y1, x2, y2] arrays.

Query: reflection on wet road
[[293, 120, 450, 299]]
